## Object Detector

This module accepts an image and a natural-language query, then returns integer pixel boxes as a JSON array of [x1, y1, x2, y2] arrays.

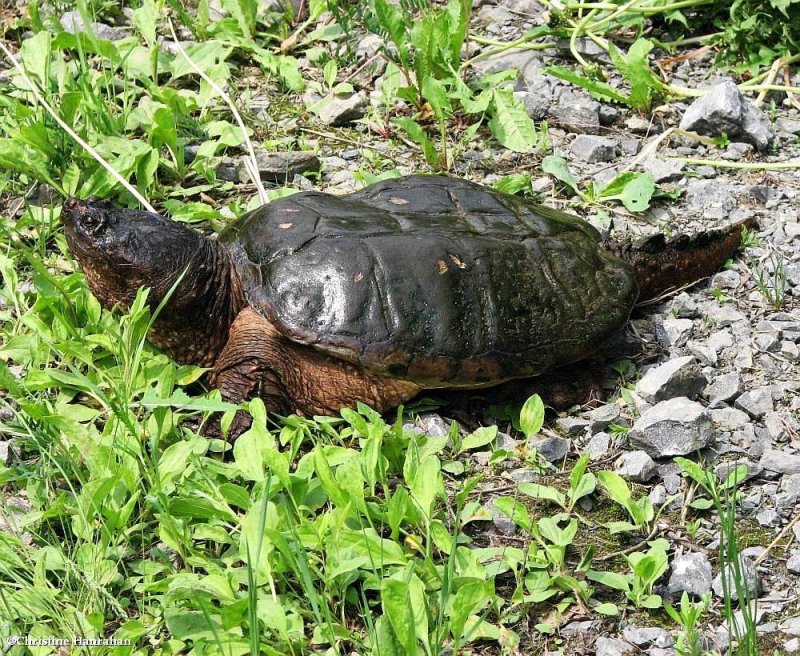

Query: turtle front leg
[[209, 308, 420, 440]]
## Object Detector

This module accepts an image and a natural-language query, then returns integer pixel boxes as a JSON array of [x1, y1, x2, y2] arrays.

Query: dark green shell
[[219, 175, 637, 386]]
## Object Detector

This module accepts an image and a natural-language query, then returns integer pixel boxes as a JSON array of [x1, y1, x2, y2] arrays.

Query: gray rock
[[707, 303, 747, 327], [508, 468, 537, 483], [712, 554, 759, 600], [655, 319, 694, 348], [734, 387, 774, 418], [594, 636, 636, 656], [706, 372, 744, 408], [317, 92, 367, 126], [418, 413, 451, 437], [356, 34, 384, 59], [550, 89, 601, 132], [628, 398, 716, 458], [710, 406, 752, 431], [668, 552, 713, 597], [560, 620, 599, 635], [642, 157, 685, 183], [786, 551, 800, 574], [636, 356, 706, 403], [711, 269, 741, 289], [496, 432, 520, 451], [708, 330, 734, 352], [776, 117, 800, 134], [570, 135, 618, 163], [721, 141, 753, 160], [528, 436, 570, 462], [586, 404, 620, 433], [715, 459, 762, 483], [587, 432, 611, 459], [517, 89, 552, 121], [615, 450, 657, 482], [760, 450, 800, 475], [756, 508, 780, 527], [237, 151, 321, 183], [61, 11, 126, 40], [489, 499, 516, 535], [671, 292, 701, 318], [785, 637, 800, 653], [782, 618, 800, 636], [685, 179, 736, 219], [555, 417, 589, 437], [688, 342, 717, 367], [679, 79, 774, 151]]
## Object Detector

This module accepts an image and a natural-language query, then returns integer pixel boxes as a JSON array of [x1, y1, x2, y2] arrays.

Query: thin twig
[[166, 19, 268, 205], [755, 58, 785, 107], [0, 41, 157, 213]]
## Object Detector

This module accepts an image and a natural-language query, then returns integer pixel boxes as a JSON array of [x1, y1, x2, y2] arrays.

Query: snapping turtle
[[62, 175, 745, 435]]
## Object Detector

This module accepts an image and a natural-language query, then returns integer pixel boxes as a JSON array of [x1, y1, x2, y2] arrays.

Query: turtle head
[[62, 197, 245, 366], [62, 197, 208, 309]]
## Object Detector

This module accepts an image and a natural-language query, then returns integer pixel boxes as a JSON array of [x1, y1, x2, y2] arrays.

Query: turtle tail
[[603, 217, 755, 303]]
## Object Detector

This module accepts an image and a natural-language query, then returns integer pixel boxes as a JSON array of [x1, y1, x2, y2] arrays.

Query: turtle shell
[[219, 175, 638, 386]]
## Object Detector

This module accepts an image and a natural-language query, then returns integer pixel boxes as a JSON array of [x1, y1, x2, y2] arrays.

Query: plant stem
[[675, 158, 800, 169]]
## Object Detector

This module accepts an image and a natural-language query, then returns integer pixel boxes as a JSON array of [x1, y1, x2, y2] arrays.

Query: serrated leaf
[[489, 89, 538, 153], [608, 38, 665, 111]]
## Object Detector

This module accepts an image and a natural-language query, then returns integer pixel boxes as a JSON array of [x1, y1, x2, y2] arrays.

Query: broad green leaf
[[449, 581, 491, 645], [459, 425, 498, 453], [721, 464, 749, 490], [381, 572, 429, 654], [594, 602, 620, 616], [541, 155, 581, 196], [131, 0, 158, 45], [597, 470, 632, 506], [518, 483, 566, 508], [519, 394, 545, 438], [220, 0, 257, 37], [489, 89, 538, 153], [410, 454, 442, 520], [395, 117, 439, 167], [587, 569, 631, 592], [492, 497, 531, 533], [608, 38, 665, 111]]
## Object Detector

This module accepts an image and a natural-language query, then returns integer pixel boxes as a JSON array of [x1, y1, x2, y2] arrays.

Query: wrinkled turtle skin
[[221, 175, 639, 386]]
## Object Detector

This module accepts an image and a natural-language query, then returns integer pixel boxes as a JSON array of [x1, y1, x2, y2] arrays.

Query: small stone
[[756, 508, 780, 527], [706, 372, 744, 408], [317, 92, 367, 126], [508, 468, 537, 483], [655, 319, 694, 348], [587, 432, 611, 459], [708, 330, 734, 352], [786, 551, 800, 574], [636, 356, 706, 403], [712, 554, 759, 600], [707, 303, 747, 326], [237, 151, 321, 183], [710, 407, 752, 431], [586, 404, 620, 433], [560, 620, 599, 635], [711, 269, 741, 289], [776, 117, 800, 134], [628, 398, 716, 458], [642, 157, 685, 182], [734, 387, 774, 418], [570, 135, 618, 163], [496, 432, 520, 451], [754, 332, 781, 352], [668, 552, 713, 597], [679, 79, 774, 151], [61, 11, 126, 40], [760, 450, 800, 475], [688, 342, 717, 367], [555, 417, 589, 437], [550, 89, 601, 132], [528, 436, 570, 462], [721, 141, 753, 160], [782, 618, 800, 636], [671, 293, 701, 318], [489, 499, 516, 535], [355, 33, 384, 59], [615, 450, 657, 482], [594, 636, 636, 656], [785, 637, 800, 653], [715, 459, 762, 483], [418, 413, 451, 437]]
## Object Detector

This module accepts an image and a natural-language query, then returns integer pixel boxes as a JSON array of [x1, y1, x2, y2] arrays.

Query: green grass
[[0, 0, 781, 653]]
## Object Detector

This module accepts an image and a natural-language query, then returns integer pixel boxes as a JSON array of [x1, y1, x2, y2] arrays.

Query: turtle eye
[[81, 212, 107, 235]]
